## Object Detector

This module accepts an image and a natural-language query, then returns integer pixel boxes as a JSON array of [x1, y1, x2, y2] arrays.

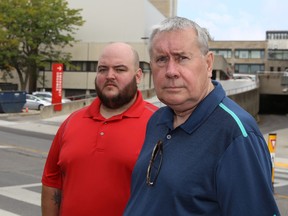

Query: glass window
[[140, 62, 151, 73], [239, 50, 249, 59], [235, 64, 264, 74], [210, 49, 232, 58], [87, 62, 97, 72], [250, 50, 265, 59], [235, 64, 249, 73], [63, 61, 98, 72], [250, 51, 260, 58], [250, 64, 264, 73], [235, 50, 249, 59], [283, 52, 288, 60], [239, 64, 249, 73], [267, 50, 288, 60], [270, 67, 274, 71]]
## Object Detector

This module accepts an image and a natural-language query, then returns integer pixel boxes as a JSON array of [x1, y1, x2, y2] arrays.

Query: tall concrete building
[[41, 0, 178, 97], [209, 31, 288, 101], [209, 31, 288, 75], [2, 0, 177, 97]]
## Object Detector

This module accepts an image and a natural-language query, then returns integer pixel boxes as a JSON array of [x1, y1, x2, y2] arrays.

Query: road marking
[[274, 193, 288, 199], [275, 162, 288, 169], [0, 144, 47, 155], [0, 145, 15, 149], [0, 183, 41, 206]]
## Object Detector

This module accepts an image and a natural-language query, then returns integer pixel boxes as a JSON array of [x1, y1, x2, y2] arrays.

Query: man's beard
[[96, 77, 138, 109]]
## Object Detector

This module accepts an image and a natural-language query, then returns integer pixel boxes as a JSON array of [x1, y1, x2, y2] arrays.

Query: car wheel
[[38, 104, 44, 110]]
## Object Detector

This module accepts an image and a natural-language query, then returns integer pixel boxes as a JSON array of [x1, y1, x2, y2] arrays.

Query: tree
[[0, 0, 85, 92]]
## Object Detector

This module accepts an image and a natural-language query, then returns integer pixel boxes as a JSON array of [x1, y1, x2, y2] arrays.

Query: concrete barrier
[[40, 98, 95, 119], [228, 88, 260, 120], [40, 88, 156, 119], [40, 86, 259, 120]]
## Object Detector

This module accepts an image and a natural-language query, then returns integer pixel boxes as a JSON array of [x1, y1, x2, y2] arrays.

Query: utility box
[[0, 91, 26, 113]]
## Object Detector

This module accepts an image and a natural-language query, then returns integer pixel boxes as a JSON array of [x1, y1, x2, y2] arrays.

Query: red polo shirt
[[42, 91, 158, 215]]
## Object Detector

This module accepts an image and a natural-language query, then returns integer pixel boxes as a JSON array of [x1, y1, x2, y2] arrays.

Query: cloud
[[177, 0, 288, 40]]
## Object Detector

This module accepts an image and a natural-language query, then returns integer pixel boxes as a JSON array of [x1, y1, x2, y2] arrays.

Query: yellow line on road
[[275, 162, 288, 169], [274, 193, 288, 199], [0, 144, 48, 156]]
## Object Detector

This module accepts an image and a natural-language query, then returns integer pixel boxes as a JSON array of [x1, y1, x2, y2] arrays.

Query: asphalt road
[[258, 114, 288, 134], [0, 114, 287, 215], [0, 127, 51, 216]]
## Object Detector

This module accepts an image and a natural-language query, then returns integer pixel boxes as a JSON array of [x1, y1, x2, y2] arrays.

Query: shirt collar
[[157, 80, 226, 133], [83, 90, 145, 121]]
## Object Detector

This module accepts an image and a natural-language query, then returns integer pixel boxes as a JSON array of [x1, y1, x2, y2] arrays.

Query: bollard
[[268, 133, 277, 190]]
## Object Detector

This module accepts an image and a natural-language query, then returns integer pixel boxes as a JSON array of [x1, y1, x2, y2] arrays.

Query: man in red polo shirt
[[41, 42, 158, 216]]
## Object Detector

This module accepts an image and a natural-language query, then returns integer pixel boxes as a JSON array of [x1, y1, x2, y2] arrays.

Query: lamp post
[[39, 66, 46, 91], [141, 36, 152, 89]]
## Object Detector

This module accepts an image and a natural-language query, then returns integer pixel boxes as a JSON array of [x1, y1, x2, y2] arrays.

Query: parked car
[[24, 94, 51, 110], [32, 91, 71, 103]]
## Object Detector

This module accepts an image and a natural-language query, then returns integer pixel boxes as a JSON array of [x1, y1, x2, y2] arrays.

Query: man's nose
[[166, 60, 179, 78], [106, 68, 116, 78]]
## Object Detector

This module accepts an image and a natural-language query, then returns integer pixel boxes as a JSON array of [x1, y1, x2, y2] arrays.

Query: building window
[[210, 49, 232, 58], [235, 50, 249, 59], [87, 62, 97, 72], [140, 62, 151, 73], [266, 31, 288, 40], [250, 50, 265, 59], [235, 64, 265, 74], [268, 49, 288, 60], [64, 61, 97, 72], [235, 49, 265, 59]]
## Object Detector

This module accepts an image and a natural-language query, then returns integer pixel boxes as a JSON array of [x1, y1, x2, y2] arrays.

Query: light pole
[[39, 66, 46, 91]]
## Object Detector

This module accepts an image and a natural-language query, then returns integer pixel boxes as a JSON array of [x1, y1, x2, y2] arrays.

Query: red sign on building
[[52, 63, 63, 111]]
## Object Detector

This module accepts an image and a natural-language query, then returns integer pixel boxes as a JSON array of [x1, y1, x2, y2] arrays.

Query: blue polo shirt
[[124, 81, 280, 216]]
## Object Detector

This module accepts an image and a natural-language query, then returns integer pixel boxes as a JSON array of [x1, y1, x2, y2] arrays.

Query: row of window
[[266, 32, 288, 40], [42, 61, 151, 72], [268, 50, 288, 60], [234, 64, 265, 74], [211, 49, 265, 59], [41, 61, 98, 72], [232, 64, 287, 74], [40, 60, 285, 75]]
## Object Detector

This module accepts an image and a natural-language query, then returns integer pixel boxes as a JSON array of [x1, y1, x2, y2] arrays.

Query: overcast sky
[[177, 0, 287, 40]]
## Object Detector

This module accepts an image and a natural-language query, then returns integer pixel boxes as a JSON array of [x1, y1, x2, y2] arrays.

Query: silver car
[[23, 94, 51, 110], [32, 91, 71, 103]]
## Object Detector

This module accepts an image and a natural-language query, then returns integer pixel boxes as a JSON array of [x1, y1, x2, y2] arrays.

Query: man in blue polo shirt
[[124, 17, 280, 215]]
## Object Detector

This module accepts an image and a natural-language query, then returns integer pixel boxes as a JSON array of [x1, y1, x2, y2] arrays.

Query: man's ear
[[206, 51, 214, 78], [136, 68, 143, 84]]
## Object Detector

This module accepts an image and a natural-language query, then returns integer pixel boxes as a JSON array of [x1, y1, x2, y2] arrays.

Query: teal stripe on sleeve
[[219, 103, 248, 137]]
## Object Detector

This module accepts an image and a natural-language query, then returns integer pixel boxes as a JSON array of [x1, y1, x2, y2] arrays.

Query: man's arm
[[217, 135, 280, 215], [41, 185, 62, 216]]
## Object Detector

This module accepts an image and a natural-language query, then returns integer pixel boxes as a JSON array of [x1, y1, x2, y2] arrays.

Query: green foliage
[[0, 0, 85, 91]]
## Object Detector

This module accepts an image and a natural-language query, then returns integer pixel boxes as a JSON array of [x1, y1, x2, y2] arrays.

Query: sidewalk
[[0, 112, 68, 135]]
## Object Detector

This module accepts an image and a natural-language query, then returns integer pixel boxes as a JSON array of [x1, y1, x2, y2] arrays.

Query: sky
[[177, 0, 288, 41]]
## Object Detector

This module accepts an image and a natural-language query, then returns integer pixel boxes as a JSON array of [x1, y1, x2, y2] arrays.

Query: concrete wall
[[40, 88, 156, 119], [228, 88, 260, 120], [258, 72, 288, 95], [40, 86, 259, 120], [67, 0, 166, 43], [220, 80, 260, 119]]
